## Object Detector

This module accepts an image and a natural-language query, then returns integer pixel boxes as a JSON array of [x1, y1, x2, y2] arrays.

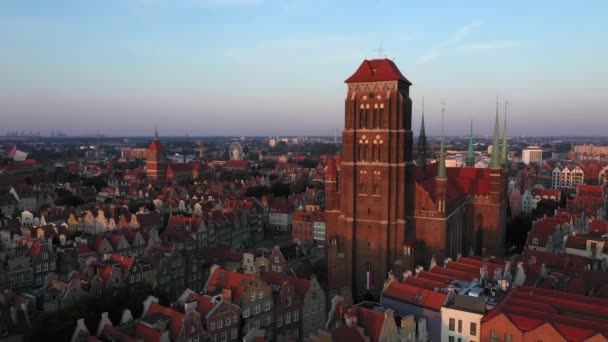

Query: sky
[[1, 0, 607, 137]]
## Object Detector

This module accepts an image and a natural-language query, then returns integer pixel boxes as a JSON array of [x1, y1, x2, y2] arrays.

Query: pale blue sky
[[1, 0, 607, 136]]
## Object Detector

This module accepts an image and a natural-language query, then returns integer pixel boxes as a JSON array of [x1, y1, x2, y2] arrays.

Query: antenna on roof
[[376, 40, 385, 59]]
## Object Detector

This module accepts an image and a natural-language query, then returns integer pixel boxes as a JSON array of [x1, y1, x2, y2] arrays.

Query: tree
[[271, 141, 288, 154], [83, 175, 108, 190], [297, 160, 318, 168], [290, 177, 310, 195], [245, 185, 269, 199], [270, 182, 291, 198], [55, 189, 84, 207], [531, 199, 559, 219]]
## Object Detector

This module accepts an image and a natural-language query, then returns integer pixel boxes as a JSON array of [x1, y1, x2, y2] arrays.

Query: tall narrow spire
[[437, 104, 447, 179], [491, 97, 501, 168], [154, 125, 159, 141], [466, 120, 475, 167], [501, 101, 508, 167], [417, 97, 428, 168]]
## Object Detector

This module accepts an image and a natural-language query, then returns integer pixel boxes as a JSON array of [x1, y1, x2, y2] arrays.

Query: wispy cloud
[[418, 21, 519, 64], [451, 21, 483, 43], [460, 41, 521, 51]]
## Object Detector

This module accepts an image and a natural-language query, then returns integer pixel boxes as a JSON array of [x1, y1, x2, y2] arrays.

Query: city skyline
[[1, 0, 607, 136]]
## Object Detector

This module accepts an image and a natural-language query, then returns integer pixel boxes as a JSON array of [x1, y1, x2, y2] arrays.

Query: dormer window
[[532, 238, 539, 245]]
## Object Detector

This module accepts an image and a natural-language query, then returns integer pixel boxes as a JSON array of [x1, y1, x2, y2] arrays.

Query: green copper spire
[[437, 105, 447, 180], [491, 97, 501, 168], [466, 120, 475, 167], [501, 101, 508, 167], [417, 97, 428, 168]]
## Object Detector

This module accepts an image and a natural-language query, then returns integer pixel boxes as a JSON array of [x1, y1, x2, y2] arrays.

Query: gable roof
[[382, 281, 446, 311], [357, 306, 385, 341], [205, 267, 253, 303], [145, 303, 184, 339], [345, 59, 412, 84]]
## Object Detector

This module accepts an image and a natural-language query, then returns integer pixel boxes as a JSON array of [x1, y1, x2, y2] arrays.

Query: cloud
[[418, 21, 519, 63], [460, 41, 521, 51], [450, 21, 483, 43]]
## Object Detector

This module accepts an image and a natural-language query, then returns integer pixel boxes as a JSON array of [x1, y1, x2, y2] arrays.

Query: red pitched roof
[[110, 253, 134, 270], [135, 322, 163, 342], [332, 326, 366, 342], [148, 140, 163, 151], [383, 281, 446, 311], [326, 158, 337, 177], [357, 307, 385, 341], [205, 268, 253, 303], [187, 293, 216, 317], [345, 59, 412, 84], [260, 272, 311, 297], [146, 303, 184, 339], [482, 286, 608, 340]]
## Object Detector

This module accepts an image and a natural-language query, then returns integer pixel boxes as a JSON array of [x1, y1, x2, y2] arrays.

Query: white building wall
[[441, 306, 483, 342]]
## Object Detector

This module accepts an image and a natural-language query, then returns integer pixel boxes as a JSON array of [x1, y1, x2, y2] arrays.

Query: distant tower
[[491, 97, 501, 168], [196, 140, 204, 159], [501, 101, 509, 168], [435, 105, 448, 214], [466, 120, 475, 167], [417, 97, 427, 169], [146, 127, 167, 181]]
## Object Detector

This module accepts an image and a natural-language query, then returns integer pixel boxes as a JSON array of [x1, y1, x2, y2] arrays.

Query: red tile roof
[[187, 293, 216, 318], [325, 158, 337, 177], [482, 286, 608, 341], [357, 307, 385, 342], [527, 216, 568, 247], [331, 326, 366, 342], [345, 59, 412, 84], [404, 275, 447, 290], [135, 322, 162, 342], [260, 272, 311, 297], [383, 281, 446, 311], [146, 303, 184, 339], [147, 140, 163, 151], [205, 268, 253, 304]]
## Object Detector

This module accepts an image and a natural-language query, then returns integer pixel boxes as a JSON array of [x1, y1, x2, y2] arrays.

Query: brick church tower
[[326, 59, 415, 300], [326, 59, 507, 301], [146, 128, 167, 182]]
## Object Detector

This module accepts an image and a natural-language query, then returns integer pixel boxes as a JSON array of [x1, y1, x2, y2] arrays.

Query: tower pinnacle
[[417, 97, 428, 168], [154, 125, 159, 141], [501, 101, 509, 168], [491, 97, 501, 168], [466, 120, 475, 167], [437, 104, 447, 180]]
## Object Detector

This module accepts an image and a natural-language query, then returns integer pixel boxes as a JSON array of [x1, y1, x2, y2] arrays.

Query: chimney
[[222, 288, 232, 303], [184, 300, 198, 314], [428, 256, 437, 271], [344, 310, 353, 328], [443, 257, 452, 267], [445, 285, 456, 305], [512, 262, 526, 286], [75, 318, 90, 336], [96, 312, 113, 337], [414, 265, 424, 276]]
